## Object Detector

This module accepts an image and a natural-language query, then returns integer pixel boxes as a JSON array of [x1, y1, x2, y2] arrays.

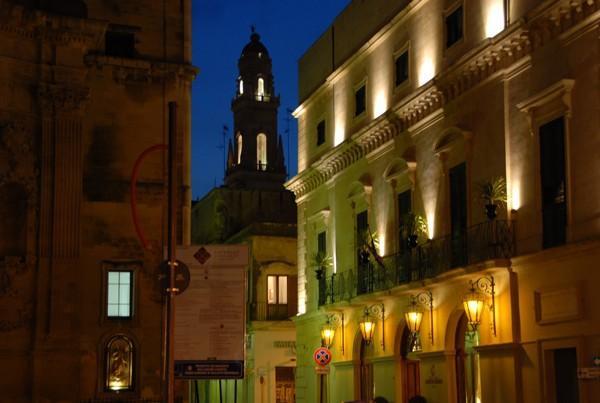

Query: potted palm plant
[[400, 213, 428, 249], [477, 176, 507, 220], [311, 251, 332, 280]]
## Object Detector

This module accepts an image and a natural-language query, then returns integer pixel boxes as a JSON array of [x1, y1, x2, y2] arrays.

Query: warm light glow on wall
[[334, 122, 345, 146], [373, 90, 388, 119], [484, 1, 505, 38], [425, 212, 435, 239], [511, 180, 521, 210], [418, 56, 435, 86], [378, 234, 386, 256]]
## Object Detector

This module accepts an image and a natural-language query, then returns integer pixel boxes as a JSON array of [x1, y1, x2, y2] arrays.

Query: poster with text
[[174, 244, 248, 379]]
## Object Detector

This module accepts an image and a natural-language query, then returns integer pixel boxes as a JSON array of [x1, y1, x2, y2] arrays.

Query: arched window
[[239, 78, 244, 95], [256, 133, 267, 171], [237, 133, 243, 165], [257, 77, 265, 99], [105, 335, 134, 392]]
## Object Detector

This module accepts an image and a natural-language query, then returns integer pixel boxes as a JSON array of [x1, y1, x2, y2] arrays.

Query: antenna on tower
[[285, 108, 294, 179], [218, 124, 229, 183]]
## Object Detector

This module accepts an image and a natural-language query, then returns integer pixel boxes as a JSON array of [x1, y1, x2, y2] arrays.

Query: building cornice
[[0, 1, 106, 48], [286, 0, 598, 200], [85, 54, 199, 85]]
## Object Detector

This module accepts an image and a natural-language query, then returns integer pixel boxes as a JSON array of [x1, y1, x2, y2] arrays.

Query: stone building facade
[[0, 0, 195, 401], [286, 0, 600, 402], [191, 32, 298, 403]]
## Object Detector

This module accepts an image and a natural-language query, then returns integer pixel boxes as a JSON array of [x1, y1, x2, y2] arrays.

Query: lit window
[[237, 133, 243, 164], [107, 271, 132, 318], [446, 5, 464, 48], [317, 120, 326, 146], [355, 84, 366, 117], [105, 335, 134, 391], [257, 77, 265, 98], [239, 78, 244, 95], [268, 275, 288, 305], [257, 133, 267, 171], [395, 50, 409, 87]]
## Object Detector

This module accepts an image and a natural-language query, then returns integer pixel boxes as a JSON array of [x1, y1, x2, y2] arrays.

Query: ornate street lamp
[[321, 321, 335, 348], [404, 291, 433, 352], [463, 275, 496, 336], [359, 303, 385, 350], [320, 313, 344, 352]]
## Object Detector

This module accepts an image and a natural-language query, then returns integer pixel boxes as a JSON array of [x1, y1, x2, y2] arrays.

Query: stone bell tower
[[226, 28, 286, 190]]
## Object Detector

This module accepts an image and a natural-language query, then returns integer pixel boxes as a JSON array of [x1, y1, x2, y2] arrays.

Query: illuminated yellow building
[[286, 1, 600, 402]]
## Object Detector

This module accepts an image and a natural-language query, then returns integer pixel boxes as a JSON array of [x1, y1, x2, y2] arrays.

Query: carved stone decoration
[[38, 83, 90, 114], [0, 120, 37, 197]]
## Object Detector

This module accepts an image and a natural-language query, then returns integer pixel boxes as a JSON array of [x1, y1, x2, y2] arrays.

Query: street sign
[[313, 347, 332, 367], [315, 365, 331, 375], [158, 260, 191, 294], [174, 244, 248, 379]]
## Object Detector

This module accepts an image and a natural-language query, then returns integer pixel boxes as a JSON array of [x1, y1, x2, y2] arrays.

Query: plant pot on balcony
[[406, 234, 419, 249], [485, 203, 498, 220]]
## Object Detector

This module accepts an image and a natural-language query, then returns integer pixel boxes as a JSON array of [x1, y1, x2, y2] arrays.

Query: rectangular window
[[317, 120, 326, 146], [107, 271, 133, 318], [540, 117, 567, 249], [268, 275, 288, 305], [449, 163, 467, 267], [317, 230, 327, 255], [105, 29, 136, 58], [395, 50, 409, 87], [398, 189, 412, 252], [445, 5, 464, 48], [355, 84, 366, 117]]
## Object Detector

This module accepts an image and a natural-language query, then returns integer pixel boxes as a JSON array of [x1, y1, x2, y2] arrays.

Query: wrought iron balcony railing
[[250, 302, 291, 321], [318, 219, 514, 306]]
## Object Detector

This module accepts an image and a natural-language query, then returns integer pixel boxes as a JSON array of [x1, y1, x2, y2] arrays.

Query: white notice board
[[174, 244, 248, 379]]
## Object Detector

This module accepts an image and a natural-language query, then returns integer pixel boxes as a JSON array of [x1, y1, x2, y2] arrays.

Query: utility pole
[[164, 101, 179, 403]]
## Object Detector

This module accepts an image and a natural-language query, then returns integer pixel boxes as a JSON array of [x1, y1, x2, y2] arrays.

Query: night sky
[[191, 0, 350, 199]]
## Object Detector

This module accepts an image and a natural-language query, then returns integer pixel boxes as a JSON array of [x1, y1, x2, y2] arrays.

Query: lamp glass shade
[[463, 291, 485, 326], [320, 323, 335, 348], [405, 310, 423, 334], [359, 319, 376, 344]]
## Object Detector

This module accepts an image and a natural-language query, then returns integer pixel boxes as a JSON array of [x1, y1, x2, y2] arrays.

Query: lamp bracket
[[470, 275, 497, 337], [409, 290, 434, 345], [325, 312, 343, 328], [364, 303, 385, 320]]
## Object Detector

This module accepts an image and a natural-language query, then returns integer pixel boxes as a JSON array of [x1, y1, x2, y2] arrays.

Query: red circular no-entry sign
[[313, 347, 332, 367]]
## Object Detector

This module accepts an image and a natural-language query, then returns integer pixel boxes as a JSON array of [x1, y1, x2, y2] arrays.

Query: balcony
[[319, 220, 514, 306], [250, 302, 292, 321]]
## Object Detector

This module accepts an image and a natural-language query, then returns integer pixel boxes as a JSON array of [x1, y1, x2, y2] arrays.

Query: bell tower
[[226, 28, 286, 189]]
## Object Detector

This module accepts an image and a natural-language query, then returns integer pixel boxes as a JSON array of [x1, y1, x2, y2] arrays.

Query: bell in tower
[[226, 28, 286, 190]]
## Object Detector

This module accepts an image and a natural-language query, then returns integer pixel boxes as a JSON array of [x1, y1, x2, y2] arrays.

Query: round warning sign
[[313, 347, 332, 367]]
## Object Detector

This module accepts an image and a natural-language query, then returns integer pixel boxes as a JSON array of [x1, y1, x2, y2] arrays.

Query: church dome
[[241, 31, 269, 58]]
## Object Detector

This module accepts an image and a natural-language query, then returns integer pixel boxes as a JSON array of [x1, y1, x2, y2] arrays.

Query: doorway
[[359, 339, 374, 401], [455, 314, 480, 403], [399, 326, 420, 403], [275, 366, 295, 403]]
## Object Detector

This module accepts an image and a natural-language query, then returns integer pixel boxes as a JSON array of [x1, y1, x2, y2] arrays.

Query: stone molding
[[286, 0, 599, 200], [38, 83, 90, 114], [85, 54, 199, 86], [0, 0, 106, 48]]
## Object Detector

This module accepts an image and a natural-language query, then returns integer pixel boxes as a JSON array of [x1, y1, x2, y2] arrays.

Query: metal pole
[[319, 374, 324, 403], [166, 101, 179, 403]]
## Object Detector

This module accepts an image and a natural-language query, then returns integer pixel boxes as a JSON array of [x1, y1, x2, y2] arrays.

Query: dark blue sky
[[191, 0, 350, 199]]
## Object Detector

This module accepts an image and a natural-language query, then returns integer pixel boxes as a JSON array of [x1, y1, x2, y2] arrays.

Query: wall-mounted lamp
[[321, 313, 344, 354], [405, 291, 434, 352], [359, 303, 385, 350], [463, 275, 496, 336]]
